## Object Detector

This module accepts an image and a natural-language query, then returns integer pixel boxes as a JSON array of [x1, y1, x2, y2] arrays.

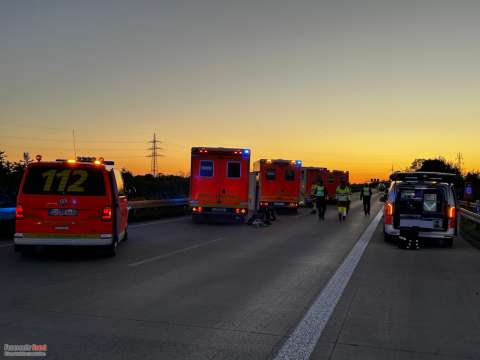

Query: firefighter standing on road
[[311, 178, 328, 220], [360, 183, 373, 215], [336, 180, 349, 221]]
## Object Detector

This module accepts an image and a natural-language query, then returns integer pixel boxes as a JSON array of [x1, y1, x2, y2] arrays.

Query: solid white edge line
[[274, 209, 383, 360], [128, 237, 224, 267]]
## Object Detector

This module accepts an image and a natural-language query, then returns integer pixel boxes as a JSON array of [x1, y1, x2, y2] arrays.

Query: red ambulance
[[253, 159, 302, 211], [190, 147, 251, 222], [15, 156, 128, 256], [325, 170, 350, 201], [301, 167, 329, 207]]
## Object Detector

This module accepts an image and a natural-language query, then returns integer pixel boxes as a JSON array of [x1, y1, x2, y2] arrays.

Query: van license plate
[[48, 209, 78, 216], [274, 202, 285, 206], [211, 208, 226, 212]]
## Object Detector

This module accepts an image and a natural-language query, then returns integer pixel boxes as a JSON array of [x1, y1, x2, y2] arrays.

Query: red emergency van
[[190, 147, 251, 222], [301, 167, 329, 207], [253, 159, 302, 210], [325, 170, 350, 201], [15, 156, 128, 256]]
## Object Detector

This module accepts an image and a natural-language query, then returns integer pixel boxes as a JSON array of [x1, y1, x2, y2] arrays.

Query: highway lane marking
[[274, 209, 383, 360], [0, 242, 14, 248], [129, 216, 188, 229], [128, 237, 224, 267]]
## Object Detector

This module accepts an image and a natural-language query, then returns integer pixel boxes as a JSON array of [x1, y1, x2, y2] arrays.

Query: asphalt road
[[1, 196, 479, 360]]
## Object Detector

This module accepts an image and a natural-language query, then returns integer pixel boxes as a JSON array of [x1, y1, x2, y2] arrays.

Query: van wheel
[[384, 232, 393, 243], [104, 239, 118, 257], [444, 238, 453, 248], [18, 246, 36, 257], [397, 239, 407, 249]]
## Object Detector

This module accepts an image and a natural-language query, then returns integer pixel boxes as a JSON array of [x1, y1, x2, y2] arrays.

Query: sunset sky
[[1, 0, 479, 182]]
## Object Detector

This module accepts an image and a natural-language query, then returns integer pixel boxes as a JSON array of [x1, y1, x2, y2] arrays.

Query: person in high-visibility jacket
[[311, 178, 328, 220], [346, 182, 352, 214], [336, 180, 350, 221], [360, 183, 373, 215]]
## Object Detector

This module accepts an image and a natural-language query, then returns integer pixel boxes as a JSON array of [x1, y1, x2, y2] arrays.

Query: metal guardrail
[[460, 208, 480, 225], [128, 197, 189, 210], [0, 207, 15, 221]]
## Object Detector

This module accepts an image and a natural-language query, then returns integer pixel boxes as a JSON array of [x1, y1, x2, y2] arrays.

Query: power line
[[0, 135, 147, 144], [146, 133, 163, 177]]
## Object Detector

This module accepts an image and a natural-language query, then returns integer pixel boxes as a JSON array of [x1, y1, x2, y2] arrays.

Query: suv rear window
[[397, 187, 445, 216], [22, 166, 106, 196]]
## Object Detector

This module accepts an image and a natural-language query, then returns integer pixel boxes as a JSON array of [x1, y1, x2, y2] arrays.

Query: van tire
[[444, 238, 453, 248], [384, 232, 393, 243], [17, 246, 36, 257], [104, 238, 118, 257], [397, 239, 407, 249]]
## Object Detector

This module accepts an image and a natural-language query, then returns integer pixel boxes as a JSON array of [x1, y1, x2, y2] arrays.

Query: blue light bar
[[296, 160, 302, 166], [243, 149, 250, 155]]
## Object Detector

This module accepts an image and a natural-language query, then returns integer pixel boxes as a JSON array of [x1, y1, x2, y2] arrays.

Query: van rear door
[[394, 186, 448, 231], [191, 157, 219, 207], [282, 165, 300, 202], [17, 164, 112, 236], [217, 157, 248, 208]]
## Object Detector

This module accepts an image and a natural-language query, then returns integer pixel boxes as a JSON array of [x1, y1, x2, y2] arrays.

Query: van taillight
[[102, 207, 112, 221], [447, 206, 456, 228], [384, 202, 394, 216], [15, 205, 24, 220], [384, 202, 394, 225], [447, 206, 456, 219]]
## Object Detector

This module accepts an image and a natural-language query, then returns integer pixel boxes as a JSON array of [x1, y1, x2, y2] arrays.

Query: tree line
[[0, 150, 189, 204], [1, 150, 479, 204]]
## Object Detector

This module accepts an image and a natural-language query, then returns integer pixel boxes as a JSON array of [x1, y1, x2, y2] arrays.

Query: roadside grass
[[460, 217, 480, 248]]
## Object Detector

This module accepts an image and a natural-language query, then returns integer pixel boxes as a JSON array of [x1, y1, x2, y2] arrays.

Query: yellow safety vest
[[362, 187, 371, 196], [311, 185, 325, 197], [336, 187, 349, 202]]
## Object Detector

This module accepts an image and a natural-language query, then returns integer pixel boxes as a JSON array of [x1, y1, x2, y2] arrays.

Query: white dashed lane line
[[128, 237, 224, 267]]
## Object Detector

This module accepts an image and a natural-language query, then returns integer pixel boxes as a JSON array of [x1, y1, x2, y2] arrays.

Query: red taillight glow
[[447, 206, 456, 219], [192, 206, 203, 213], [235, 208, 247, 214], [102, 207, 112, 221], [259, 202, 268, 207], [15, 205, 24, 220], [447, 206, 456, 228], [384, 202, 394, 225], [384, 202, 394, 216], [289, 202, 298, 207]]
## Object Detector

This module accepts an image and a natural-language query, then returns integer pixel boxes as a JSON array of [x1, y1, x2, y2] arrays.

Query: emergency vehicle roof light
[[35, 155, 42, 162], [243, 149, 250, 155], [67, 159, 76, 163], [296, 160, 302, 166]]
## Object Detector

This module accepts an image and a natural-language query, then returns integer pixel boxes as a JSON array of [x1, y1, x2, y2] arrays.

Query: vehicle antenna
[[73, 129, 77, 159]]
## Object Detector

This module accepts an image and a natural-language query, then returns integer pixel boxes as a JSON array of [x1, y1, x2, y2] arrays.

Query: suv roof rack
[[390, 172, 457, 183]]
